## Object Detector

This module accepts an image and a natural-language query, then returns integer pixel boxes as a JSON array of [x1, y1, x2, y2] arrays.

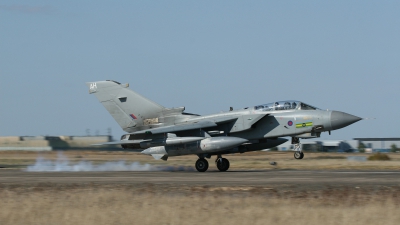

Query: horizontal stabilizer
[[132, 120, 217, 135]]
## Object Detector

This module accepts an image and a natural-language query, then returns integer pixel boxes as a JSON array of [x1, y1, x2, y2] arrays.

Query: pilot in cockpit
[[274, 102, 279, 110], [284, 102, 291, 110]]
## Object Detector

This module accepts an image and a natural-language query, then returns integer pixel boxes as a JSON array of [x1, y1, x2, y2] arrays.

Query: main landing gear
[[195, 158, 209, 172], [195, 156, 230, 172], [216, 156, 230, 172], [292, 137, 304, 160]]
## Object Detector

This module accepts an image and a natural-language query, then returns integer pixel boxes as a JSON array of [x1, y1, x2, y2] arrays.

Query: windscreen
[[254, 101, 299, 111], [300, 102, 317, 110]]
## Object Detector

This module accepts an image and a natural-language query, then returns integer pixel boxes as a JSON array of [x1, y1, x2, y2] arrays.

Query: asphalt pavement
[[1, 170, 399, 189]]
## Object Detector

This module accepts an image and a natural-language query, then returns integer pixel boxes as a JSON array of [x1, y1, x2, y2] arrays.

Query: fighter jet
[[86, 80, 362, 172]]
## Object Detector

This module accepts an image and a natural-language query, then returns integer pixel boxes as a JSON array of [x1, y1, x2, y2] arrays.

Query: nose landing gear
[[294, 149, 304, 159], [292, 137, 304, 160]]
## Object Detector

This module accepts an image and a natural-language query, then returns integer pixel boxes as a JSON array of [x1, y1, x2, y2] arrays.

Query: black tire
[[216, 158, 230, 172], [294, 151, 304, 160], [195, 158, 209, 172]]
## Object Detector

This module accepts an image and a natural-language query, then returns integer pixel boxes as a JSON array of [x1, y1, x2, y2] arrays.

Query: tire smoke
[[25, 153, 158, 172]]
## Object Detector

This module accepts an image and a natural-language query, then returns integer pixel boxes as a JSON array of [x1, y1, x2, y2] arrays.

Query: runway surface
[[1, 170, 399, 190]]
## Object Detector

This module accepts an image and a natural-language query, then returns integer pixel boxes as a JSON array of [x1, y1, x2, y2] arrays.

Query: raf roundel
[[288, 121, 293, 126]]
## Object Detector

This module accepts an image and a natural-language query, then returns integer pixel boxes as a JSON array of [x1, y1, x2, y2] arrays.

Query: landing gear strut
[[292, 137, 304, 160], [216, 156, 230, 172], [195, 158, 209, 172]]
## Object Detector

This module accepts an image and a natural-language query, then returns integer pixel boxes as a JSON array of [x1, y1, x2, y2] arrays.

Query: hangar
[[353, 138, 400, 152]]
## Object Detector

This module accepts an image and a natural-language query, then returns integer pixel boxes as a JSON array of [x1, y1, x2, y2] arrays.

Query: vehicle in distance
[[86, 80, 362, 172]]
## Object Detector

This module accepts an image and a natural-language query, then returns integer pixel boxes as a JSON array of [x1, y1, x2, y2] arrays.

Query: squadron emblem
[[90, 83, 97, 90]]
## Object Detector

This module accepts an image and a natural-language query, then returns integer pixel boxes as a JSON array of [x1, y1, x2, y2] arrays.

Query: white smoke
[[25, 153, 158, 172], [25, 152, 195, 172]]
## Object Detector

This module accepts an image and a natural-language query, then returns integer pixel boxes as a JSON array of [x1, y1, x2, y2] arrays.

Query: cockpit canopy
[[254, 101, 318, 111]]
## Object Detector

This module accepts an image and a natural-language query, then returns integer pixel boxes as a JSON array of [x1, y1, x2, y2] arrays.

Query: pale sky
[[1, 1, 399, 141]]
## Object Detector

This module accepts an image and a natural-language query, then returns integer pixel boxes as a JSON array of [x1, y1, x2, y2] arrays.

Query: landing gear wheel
[[294, 151, 304, 159], [195, 158, 209, 172], [216, 158, 230, 172]]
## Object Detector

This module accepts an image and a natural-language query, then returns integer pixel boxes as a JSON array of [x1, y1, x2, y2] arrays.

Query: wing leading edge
[[131, 120, 218, 135]]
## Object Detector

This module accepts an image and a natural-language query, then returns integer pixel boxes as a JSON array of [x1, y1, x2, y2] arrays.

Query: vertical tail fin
[[86, 80, 164, 131]]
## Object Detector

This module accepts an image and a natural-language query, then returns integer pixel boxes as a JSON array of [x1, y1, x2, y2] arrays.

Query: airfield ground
[[1, 151, 399, 224], [1, 150, 400, 170]]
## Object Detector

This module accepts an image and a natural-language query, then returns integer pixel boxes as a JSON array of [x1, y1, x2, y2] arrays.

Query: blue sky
[[1, 1, 399, 140]]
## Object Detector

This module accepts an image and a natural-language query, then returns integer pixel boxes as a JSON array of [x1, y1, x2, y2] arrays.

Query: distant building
[[0, 136, 118, 151], [354, 138, 400, 153]]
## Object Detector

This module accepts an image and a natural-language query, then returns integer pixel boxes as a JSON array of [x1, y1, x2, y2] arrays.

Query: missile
[[199, 136, 248, 152], [141, 146, 168, 157], [141, 136, 248, 159]]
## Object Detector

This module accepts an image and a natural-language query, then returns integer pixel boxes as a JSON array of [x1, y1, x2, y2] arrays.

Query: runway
[[1, 170, 399, 190]]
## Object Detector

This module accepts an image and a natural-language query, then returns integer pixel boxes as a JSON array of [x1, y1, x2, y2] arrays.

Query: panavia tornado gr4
[[86, 80, 362, 172]]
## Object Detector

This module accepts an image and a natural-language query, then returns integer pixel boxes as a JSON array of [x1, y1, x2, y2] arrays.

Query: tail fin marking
[[86, 80, 165, 131]]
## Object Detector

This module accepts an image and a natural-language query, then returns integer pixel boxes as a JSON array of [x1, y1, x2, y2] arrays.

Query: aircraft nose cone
[[330, 111, 362, 130]]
